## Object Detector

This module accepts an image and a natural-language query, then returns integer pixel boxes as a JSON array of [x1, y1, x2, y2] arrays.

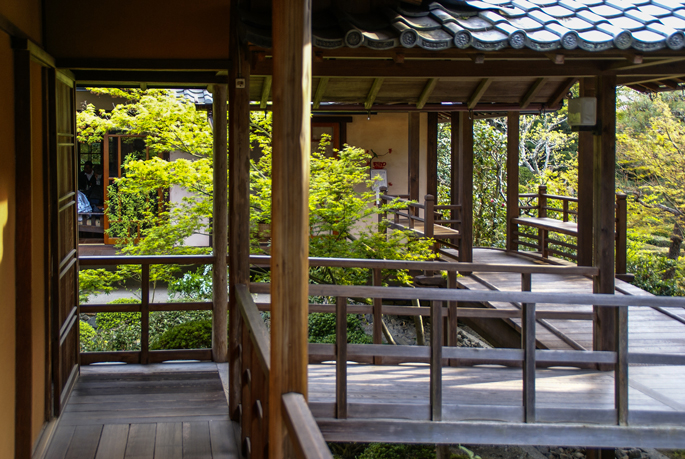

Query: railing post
[[378, 186, 387, 232], [447, 271, 458, 367], [615, 193, 627, 276], [372, 269, 383, 365], [425, 195, 435, 276], [563, 200, 569, 223], [616, 305, 629, 426], [141, 263, 150, 365], [430, 300, 443, 421], [521, 272, 535, 423], [336, 296, 348, 419], [538, 185, 548, 257]]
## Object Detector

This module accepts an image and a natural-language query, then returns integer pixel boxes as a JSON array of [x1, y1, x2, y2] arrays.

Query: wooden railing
[[513, 185, 628, 275], [79, 255, 215, 364], [235, 284, 332, 459]]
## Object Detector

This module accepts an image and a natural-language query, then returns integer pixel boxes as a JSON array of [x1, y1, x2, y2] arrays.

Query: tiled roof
[[242, 0, 685, 52], [174, 88, 213, 105]]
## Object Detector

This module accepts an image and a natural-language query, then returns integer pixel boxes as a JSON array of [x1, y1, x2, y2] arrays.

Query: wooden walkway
[[45, 363, 239, 459], [445, 248, 685, 354]]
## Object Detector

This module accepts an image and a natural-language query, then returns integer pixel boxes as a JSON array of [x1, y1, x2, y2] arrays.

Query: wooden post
[[447, 271, 458, 367], [578, 78, 595, 267], [141, 264, 150, 364], [521, 273, 536, 423], [450, 112, 460, 231], [372, 268, 383, 364], [430, 300, 443, 421], [228, 1, 251, 420], [538, 185, 548, 257], [425, 194, 435, 275], [593, 75, 618, 359], [457, 112, 474, 263], [213, 84, 228, 365], [507, 112, 520, 252], [270, 0, 312, 456], [336, 297, 348, 419], [408, 112, 421, 211], [427, 112, 438, 200], [616, 193, 628, 276]]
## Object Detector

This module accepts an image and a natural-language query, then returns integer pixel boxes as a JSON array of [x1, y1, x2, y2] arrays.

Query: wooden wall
[[0, 29, 17, 459], [0, 0, 42, 44], [44, 0, 230, 60]]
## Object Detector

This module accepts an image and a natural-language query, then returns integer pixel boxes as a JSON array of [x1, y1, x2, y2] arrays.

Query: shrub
[[308, 312, 371, 344], [627, 249, 685, 297], [150, 319, 213, 350], [357, 443, 436, 459], [79, 321, 97, 352]]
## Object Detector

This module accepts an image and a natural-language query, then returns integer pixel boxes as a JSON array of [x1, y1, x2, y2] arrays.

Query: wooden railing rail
[[78, 255, 215, 365], [282, 393, 335, 459]]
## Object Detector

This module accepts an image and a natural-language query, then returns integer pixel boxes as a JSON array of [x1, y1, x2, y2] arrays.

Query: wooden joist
[[313, 76, 328, 109], [416, 78, 438, 109], [365, 77, 384, 110], [260, 75, 272, 109], [467, 78, 491, 109], [520, 77, 548, 109]]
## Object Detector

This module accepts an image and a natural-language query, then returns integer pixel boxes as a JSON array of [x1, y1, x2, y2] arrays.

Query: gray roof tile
[[540, 5, 575, 17], [624, 8, 659, 24], [557, 16, 594, 31], [587, 4, 623, 18], [639, 4, 672, 17], [606, 16, 645, 31]]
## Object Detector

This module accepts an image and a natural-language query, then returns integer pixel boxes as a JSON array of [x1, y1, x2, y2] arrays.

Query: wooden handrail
[[235, 283, 271, 374], [282, 393, 334, 459]]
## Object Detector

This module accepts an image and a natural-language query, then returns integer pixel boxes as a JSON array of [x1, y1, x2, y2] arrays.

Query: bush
[[150, 319, 213, 350], [308, 312, 371, 344], [358, 443, 436, 459], [627, 250, 685, 297], [79, 321, 97, 352]]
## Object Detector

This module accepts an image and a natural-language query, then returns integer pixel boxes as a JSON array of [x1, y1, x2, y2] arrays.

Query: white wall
[[169, 150, 210, 247]]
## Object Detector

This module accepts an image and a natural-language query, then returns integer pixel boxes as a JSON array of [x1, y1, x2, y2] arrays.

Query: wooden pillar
[[578, 78, 595, 267], [270, 0, 311, 457], [228, 12, 252, 421], [593, 75, 617, 352], [457, 112, 474, 263], [450, 112, 459, 230], [14, 46, 33, 459], [427, 112, 438, 200], [408, 112, 420, 204], [212, 84, 228, 365], [506, 112, 519, 252]]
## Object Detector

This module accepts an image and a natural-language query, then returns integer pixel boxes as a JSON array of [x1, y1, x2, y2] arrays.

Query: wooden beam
[[577, 78, 595, 268], [610, 56, 685, 71], [270, 0, 312, 457], [72, 70, 226, 85], [427, 113, 438, 200], [547, 78, 578, 108], [408, 113, 421, 203], [450, 112, 459, 230], [458, 112, 474, 263], [416, 78, 438, 110], [228, 2, 251, 422], [506, 112, 519, 252], [260, 75, 272, 109], [313, 77, 328, 109], [520, 78, 548, 109], [14, 47, 33, 459], [467, 78, 491, 109], [364, 78, 384, 110]]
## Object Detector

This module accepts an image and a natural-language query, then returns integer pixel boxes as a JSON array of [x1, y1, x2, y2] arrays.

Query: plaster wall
[[170, 150, 210, 248], [44, 0, 230, 60], [30, 60, 47, 447], [0, 0, 42, 44], [0, 29, 17, 459]]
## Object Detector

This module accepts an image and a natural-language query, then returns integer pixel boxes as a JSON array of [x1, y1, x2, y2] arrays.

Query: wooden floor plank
[[95, 424, 130, 459], [209, 420, 239, 459], [154, 423, 182, 459], [45, 425, 76, 459], [124, 424, 156, 459], [64, 424, 103, 459], [183, 422, 212, 459]]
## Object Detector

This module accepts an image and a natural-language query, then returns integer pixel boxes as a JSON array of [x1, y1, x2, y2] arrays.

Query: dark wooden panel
[[209, 420, 239, 459], [124, 423, 156, 459], [182, 422, 212, 459], [154, 423, 183, 459], [95, 424, 130, 459], [45, 424, 76, 459], [64, 424, 103, 459]]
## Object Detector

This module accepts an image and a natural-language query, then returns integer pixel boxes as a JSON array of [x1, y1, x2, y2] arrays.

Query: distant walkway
[[444, 248, 685, 354], [45, 363, 238, 459]]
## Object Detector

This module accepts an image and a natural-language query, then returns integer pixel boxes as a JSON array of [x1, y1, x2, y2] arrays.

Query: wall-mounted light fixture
[[568, 97, 597, 131]]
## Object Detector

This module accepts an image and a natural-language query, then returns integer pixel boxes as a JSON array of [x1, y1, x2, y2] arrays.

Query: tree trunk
[[667, 223, 683, 260]]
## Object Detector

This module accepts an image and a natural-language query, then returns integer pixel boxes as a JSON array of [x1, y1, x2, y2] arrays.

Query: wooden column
[[578, 78, 595, 267], [270, 0, 311, 457], [427, 112, 438, 200], [408, 112, 420, 204], [228, 11, 252, 421], [593, 75, 617, 352], [506, 112, 520, 252], [14, 46, 33, 459], [212, 84, 228, 366], [450, 112, 460, 230], [457, 112, 474, 263]]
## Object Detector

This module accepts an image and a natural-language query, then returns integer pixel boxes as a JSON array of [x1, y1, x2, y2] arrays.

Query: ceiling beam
[[260, 75, 272, 109], [520, 78, 548, 109], [73, 70, 225, 85], [467, 78, 492, 109], [417, 78, 438, 110], [611, 57, 685, 71], [312, 76, 328, 109], [617, 74, 685, 87], [365, 78, 384, 110], [547, 78, 578, 107]]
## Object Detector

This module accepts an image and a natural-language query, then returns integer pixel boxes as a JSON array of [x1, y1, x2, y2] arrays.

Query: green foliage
[[627, 241, 685, 297], [308, 312, 371, 344], [93, 298, 142, 351], [150, 319, 213, 350], [79, 321, 97, 352], [357, 443, 436, 459], [79, 269, 123, 303], [168, 265, 213, 300]]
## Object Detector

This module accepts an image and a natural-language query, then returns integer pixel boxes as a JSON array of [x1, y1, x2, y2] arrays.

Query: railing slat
[[336, 297, 348, 419], [282, 392, 334, 459], [141, 264, 150, 365], [430, 300, 443, 421], [522, 273, 535, 423]]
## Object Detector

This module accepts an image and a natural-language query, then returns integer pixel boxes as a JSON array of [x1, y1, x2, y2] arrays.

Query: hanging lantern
[[568, 97, 597, 131]]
